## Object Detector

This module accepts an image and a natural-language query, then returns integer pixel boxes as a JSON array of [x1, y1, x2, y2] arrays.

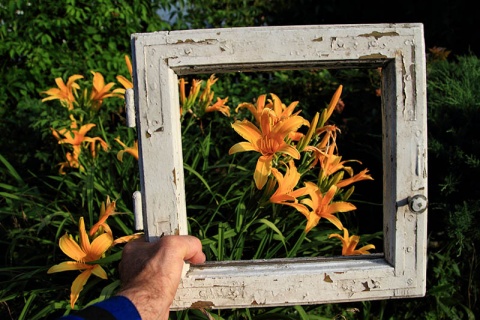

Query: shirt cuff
[[93, 296, 141, 320]]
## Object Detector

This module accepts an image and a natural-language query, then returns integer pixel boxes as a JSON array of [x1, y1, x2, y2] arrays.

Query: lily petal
[[91, 264, 108, 280], [78, 218, 91, 256], [231, 120, 261, 144], [47, 261, 91, 273], [70, 269, 93, 309], [254, 155, 273, 189], [229, 141, 257, 154], [59, 234, 86, 262], [113, 233, 144, 245], [87, 233, 114, 261]]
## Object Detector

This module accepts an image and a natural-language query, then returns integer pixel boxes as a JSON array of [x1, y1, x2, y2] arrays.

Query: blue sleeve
[[58, 296, 141, 320]]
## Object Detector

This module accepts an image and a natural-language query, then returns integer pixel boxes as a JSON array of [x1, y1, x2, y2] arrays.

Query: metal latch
[[408, 194, 428, 213]]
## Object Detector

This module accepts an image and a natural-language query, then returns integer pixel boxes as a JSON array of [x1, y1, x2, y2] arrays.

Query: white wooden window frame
[[129, 24, 428, 310]]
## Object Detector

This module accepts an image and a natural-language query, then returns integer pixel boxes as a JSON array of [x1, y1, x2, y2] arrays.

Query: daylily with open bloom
[[229, 108, 308, 189], [329, 228, 375, 255], [236, 94, 268, 125], [89, 196, 143, 245], [41, 74, 83, 110], [305, 137, 373, 187], [236, 93, 301, 126], [47, 217, 113, 308], [316, 140, 358, 181], [298, 183, 356, 233], [114, 137, 139, 161], [52, 115, 108, 157], [269, 160, 311, 212], [269, 93, 302, 124], [304, 135, 361, 183], [90, 71, 124, 110]]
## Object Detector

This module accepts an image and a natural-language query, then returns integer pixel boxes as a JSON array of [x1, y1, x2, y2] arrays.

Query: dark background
[[269, 0, 477, 57]]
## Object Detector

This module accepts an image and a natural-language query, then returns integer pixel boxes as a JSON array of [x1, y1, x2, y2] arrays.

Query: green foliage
[[0, 1, 167, 318], [172, 0, 270, 29], [425, 55, 480, 317], [0, 0, 169, 178]]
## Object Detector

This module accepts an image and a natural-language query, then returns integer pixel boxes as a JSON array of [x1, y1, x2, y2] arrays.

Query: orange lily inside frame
[[229, 107, 308, 190], [328, 228, 376, 256], [229, 85, 376, 245]]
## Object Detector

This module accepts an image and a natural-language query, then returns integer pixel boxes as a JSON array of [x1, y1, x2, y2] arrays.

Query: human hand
[[117, 235, 206, 320]]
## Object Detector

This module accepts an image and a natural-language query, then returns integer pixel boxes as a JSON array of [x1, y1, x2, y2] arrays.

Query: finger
[[158, 235, 205, 264], [179, 235, 206, 264], [153, 235, 205, 288]]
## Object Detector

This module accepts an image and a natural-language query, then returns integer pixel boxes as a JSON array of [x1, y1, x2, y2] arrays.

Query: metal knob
[[408, 194, 428, 213]]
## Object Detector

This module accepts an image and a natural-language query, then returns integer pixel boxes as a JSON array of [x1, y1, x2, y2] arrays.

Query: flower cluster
[[229, 85, 375, 255], [41, 56, 138, 173], [179, 74, 230, 119], [41, 61, 232, 309], [41, 57, 143, 309], [42, 64, 375, 311]]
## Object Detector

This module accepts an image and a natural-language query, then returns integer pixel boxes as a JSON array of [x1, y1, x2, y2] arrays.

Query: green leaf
[[89, 250, 123, 265]]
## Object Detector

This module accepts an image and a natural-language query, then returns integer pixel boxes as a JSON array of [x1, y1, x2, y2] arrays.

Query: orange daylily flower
[[89, 196, 143, 244], [236, 94, 268, 125], [52, 115, 108, 157], [179, 78, 203, 115], [199, 75, 230, 117], [114, 137, 139, 161], [269, 93, 302, 123], [317, 143, 357, 180], [336, 168, 374, 189], [298, 183, 356, 233], [269, 160, 310, 212], [236, 93, 301, 126], [199, 74, 218, 104], [306, 138, 362, 182], [41, 74, 84, 110], [116, 55, 134, 92], [179, 74, 230, 118], [205, 97, 230, 116], [229, 109, 308, 189], [90, 71, 124, 110], [89, 196, 118, 237], [329, 228, 375, 256], [318, 85, 343, 127], [58, 151, 83, 175], [314, 125, 340, 149], [179, 78, 187, 110], [47, 217, 113, 309]]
